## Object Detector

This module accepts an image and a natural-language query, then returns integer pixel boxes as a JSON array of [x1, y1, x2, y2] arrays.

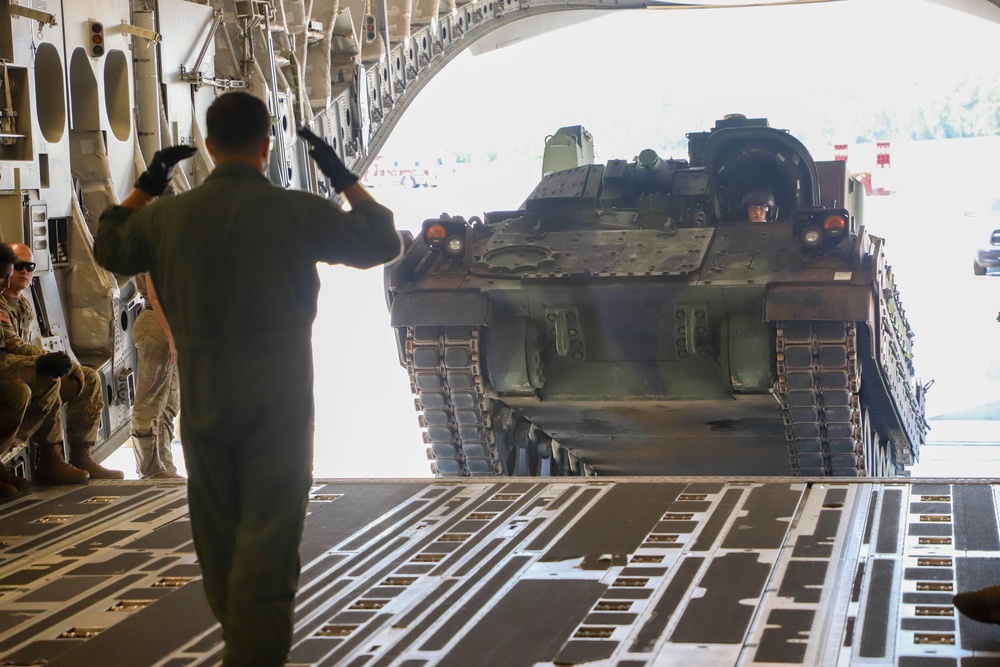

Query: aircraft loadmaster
[[2, 0, 1000, 664]]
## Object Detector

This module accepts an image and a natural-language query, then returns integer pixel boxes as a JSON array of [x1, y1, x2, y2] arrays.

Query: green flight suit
[[95, 162, 399, 667]]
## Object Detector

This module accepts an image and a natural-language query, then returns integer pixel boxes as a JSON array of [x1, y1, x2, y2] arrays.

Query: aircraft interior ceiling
[[255, 0, 1000, 176], [4, 0, 1000, 200], [110, 0, 1000, 183]]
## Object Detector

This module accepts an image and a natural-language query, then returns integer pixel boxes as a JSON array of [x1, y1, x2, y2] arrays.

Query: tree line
[[831, 74, 1000, 144]]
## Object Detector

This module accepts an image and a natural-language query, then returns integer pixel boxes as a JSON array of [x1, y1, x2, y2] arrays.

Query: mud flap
[[727, 313, 773, 392], [389, 292, 487, 327], [765, 285, 874, 323], [486, 317, 545, 395]]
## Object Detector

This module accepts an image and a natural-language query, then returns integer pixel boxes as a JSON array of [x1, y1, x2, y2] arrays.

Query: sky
[[375, 0, 1000, 163], [308, 0, 1000, 478]]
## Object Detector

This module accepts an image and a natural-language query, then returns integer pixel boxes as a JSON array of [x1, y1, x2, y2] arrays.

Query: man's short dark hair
[[0, 243, 16, 268], [206, 92, 271, 153]]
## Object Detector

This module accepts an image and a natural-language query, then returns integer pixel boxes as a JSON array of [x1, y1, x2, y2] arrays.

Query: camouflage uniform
[[131, 275, 180, 478], [0, 324, 33, 454], [0, 335, 35, 458], [96, 162, 399, 667], [0, 305, 63, 449], [0, 347, 33, 495], [0, 294, 104, 450], [0, 379, 30, 456]]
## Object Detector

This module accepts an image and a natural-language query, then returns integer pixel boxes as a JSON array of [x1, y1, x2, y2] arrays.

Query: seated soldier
[[741, 189, 776, 223], [0, 360, 75, 492], [0, 245, 75, 494], [1, 242, 123, 482], [0, 246, 31, 497]]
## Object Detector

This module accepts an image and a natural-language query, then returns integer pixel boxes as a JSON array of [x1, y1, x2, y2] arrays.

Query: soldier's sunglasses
[[13, 262, 35, 272]]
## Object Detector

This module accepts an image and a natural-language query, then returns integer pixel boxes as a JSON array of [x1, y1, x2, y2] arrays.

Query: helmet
[[741, 189, 775, 209]]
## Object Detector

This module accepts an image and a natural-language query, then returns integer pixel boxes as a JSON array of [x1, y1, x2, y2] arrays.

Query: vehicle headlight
[[792, 208, 851, 251], [421, 217, 470, 262], [801, 226, 823, 248]]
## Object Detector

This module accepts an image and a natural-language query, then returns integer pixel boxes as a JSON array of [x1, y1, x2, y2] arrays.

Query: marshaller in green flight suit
[[94, 92, 400, 667]]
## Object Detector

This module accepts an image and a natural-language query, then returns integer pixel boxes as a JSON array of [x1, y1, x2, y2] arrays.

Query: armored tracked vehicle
[[385, 115, 928, 478]]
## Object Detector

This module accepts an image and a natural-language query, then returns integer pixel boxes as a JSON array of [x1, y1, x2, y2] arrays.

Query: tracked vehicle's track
[[407, 321, 891, 478], [405, 325, 499, 477], [776, 320, 876, 476]]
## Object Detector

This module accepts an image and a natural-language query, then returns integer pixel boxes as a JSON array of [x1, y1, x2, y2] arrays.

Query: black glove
[[36, 352, 73, 378], [298, 127, 358, 193], [135, 145, 197, 196]]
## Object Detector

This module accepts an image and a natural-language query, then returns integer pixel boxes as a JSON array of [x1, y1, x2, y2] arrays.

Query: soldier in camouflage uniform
[[2, 243, 123, 482], [131, 273, 181, 478], [0, 244, 74, 495], [0, 245, 31, 497]]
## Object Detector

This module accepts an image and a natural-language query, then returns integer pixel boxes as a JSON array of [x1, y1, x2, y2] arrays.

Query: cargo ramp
[[0, 478, 998, 665]]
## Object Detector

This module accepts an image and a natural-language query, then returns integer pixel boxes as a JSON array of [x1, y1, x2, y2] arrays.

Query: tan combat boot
[[69, 443, 125, 480], [0, 464, 30, 491], [35, 443, 89, 484]]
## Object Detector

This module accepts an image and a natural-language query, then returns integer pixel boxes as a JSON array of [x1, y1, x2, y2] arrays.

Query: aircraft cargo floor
[[1, 478, 1000, 666]]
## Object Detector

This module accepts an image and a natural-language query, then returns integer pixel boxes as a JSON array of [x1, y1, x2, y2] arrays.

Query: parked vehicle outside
[[363, 155, 449, 188], [974, 228, 1000, 275]]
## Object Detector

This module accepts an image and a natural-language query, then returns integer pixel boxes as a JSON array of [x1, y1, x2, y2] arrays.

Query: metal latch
[[120, 21, 161, 43], [546, 307, 586, 360], [116, 368, 136, 407], [7, 5, 57, 33]]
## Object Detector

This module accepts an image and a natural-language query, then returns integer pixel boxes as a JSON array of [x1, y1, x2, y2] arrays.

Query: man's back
[[98, 162, 398, 353], [94, 91, 400, 667]]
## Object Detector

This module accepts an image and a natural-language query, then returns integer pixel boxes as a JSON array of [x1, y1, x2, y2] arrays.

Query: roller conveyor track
[[2, 478, 999, 666]]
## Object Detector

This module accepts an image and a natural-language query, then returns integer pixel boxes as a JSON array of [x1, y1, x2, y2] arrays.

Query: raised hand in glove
[[36, 352, 73, 378], [298, 127, 358, 193], [135, 145, 197, 197]]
